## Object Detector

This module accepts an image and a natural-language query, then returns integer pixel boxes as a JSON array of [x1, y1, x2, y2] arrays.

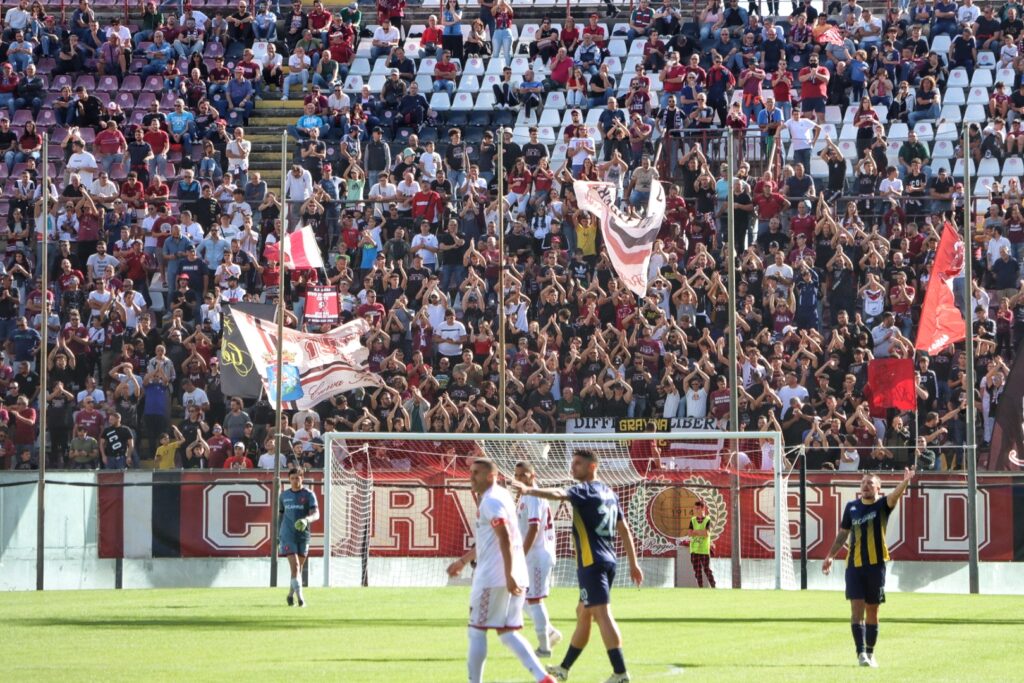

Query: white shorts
[[525, 554, 554, 602], [468, 585, 525, 630]]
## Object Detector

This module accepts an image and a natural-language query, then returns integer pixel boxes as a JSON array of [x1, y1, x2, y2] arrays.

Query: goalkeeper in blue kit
[[279, 467, 319, 607]]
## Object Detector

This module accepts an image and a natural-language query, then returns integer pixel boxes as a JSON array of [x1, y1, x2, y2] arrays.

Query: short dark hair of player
[[472, 457, 497, 473], [694, 499, 706, 508], [288, 467, 302, 477], [574, 449, 599, 464], [515, 460, 535, 474]]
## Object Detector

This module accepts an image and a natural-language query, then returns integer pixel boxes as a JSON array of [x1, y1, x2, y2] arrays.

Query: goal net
[[322, 432, 797, 591]]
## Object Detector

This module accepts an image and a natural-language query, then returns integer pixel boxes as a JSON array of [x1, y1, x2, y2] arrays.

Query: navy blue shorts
[[279, 529, 310, 557], [802, 96, 826, 114], [845, 563, 886, 605], [578, 563, 616, 607]]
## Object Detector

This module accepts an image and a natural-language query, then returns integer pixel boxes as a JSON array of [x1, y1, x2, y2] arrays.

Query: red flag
[[817, 26, 844, 46], [866, 358, 916, 412], [915, 222, 966, 355]]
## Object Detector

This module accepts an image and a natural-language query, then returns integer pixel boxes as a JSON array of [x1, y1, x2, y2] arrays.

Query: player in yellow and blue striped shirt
[[511, 449, 643, 683], [822, 467, 914, 668]]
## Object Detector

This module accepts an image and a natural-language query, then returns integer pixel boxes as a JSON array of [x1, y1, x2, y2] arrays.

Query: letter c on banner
[[202, 483, 271, 550]]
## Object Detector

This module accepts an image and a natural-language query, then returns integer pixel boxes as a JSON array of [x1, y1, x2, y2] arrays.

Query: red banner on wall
[[98, 470, 1021, 562]]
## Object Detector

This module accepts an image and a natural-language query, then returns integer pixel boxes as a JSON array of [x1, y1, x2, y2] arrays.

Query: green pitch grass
[[1, 587, 1021, 682]]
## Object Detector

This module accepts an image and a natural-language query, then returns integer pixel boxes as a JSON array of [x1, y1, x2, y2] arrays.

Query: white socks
[[467, 628, 487, 683], [529, 602, 551, 650], [499, 631, 547, 681], [289, 578, 303, 600]]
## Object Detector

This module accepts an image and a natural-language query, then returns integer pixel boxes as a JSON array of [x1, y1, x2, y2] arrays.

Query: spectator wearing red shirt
[[754, 185, 791, 235], [582, 13, 607, 48], [660, 53, 687, 109], [142, 119, 170, 180], [789, 202, 816, 243], [93, 120, 127, 176], [206, 424, 233, 467], [74, 397, 106, 440], [411, 186, 443, 226], [356, 290, 387, 325], [798, 55, 830, 122], [0, 63, 20, 117], [224, 443, 254, 469], [431, 50, 459, 95]]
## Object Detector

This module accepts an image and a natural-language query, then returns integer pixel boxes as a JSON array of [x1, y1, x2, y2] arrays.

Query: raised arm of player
[[446, 547, 477, 577], [616, 515, 644, 586], [821, 528, 851, 575], [508, 479, 570, 501], [886, 466, 915, 510], [492, 521, 523, 595]]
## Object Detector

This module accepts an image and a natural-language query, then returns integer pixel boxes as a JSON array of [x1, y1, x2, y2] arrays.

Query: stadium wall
[[2, 472, 1024, 594]]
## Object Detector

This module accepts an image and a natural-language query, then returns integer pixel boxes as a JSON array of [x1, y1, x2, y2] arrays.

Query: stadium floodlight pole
[[497, 127, 507, 433], [36, 132, 49, 591], [725, 133, 741, 590], [270, 131, 288, 589], [961, 127, 980, 595]]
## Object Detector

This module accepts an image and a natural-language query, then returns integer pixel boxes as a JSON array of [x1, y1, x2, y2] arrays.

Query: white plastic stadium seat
[[977, 158, 1001, 176], [451, 92, 474, 111], [947, 68, 969, 88], [350, 58, 371, 76], [429, 93, 451, 111], [417, 57, 437, 75], [935, 121, 958, 140], [539, 108, 562, 127], [913, 123, 934, 141], [996, 69, 1016, 88], [963, 104, 987, 122], [457, 75, 480, 93], [463, 57, 485, 77], [608, 39, 628, 58], [545, 92, 567, 109], [367, 74, 386, 92], [975, 176, 996, 196], [971, 70, 994, 88], [1003, 157, 1024, 177], [943, 87, 966, 105], [967, 87, 989, 104], [977, 51, 996, 69], [931, 35, 952, 55], [932, 140, 955, 159], [939, 104, 962, 122], [887, 122, 909, 141], [371, 58, 390, 75], [953, 158, 976, 176], [824, 105, 843, 124]]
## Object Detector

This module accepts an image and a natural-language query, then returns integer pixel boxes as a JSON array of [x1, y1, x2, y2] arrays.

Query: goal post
[[322, 431, 795, 591]]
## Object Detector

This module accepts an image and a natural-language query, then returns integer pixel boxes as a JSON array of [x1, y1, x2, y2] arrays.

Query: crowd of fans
[[0, 0, 1019, 474]]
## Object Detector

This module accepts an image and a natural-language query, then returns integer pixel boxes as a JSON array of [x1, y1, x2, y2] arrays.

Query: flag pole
[[726, 133, 741, 590], [961, 127, 980, 594], [270, 131, 288, 588], [36, 132, 49, 591], [497, 128, 507, 433]]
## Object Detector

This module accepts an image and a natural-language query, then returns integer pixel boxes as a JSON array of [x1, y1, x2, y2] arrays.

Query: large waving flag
[[263, 225, 325, 270], [220, 302, 275, 398], [866, 358, 916, 412], [228, 311, 382, 409], [573, 180, 666, 296], [915, 222, 966, 355]]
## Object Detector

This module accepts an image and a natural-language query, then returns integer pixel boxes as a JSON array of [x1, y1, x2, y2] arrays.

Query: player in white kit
[[515, 461, 563, 657], [446, 458, 557, 683]]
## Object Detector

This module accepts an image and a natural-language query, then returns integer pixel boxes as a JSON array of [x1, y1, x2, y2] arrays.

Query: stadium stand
[[0, 0, 1016, 474]]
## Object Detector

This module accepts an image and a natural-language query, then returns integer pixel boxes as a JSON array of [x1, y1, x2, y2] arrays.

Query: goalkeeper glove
[[294, 518, 308, 532]]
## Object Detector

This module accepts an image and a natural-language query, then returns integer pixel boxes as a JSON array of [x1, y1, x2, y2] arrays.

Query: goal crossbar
[[321, 431, 786, 590]]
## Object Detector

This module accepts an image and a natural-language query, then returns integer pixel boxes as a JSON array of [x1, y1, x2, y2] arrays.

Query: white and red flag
[[264, 225, 325, 270], [228, 311, 382, 409], [915, 222, 966, 355], [573, 180, 666, 297]]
